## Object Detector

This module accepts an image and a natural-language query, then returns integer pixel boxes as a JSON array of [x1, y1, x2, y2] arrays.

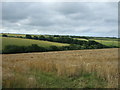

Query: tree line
[[2, 43, 113, 54], [25, 34, 110, 48], [3, 34, 111, 48]]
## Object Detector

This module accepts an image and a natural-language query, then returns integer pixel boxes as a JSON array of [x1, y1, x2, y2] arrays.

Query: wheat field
[[2, 48, 119, 88]]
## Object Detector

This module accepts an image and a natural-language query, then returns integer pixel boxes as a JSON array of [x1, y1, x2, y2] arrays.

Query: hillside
[[74, 38, 120, 47], [1, 33, 119, 48], [1, 33, 119, 54], [1, 37, 69, 50]]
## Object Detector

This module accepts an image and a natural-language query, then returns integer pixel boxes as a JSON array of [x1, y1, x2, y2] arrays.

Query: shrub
[[49, 46, 61, 51], [25, 44, 46, 52], [2, 34, 8, 37], [3, 45, 26, 54], [39, 35, 46, 40], [33, 36, 38, 40], [26, 34, 32, 39], [2, 44, 47, 54]]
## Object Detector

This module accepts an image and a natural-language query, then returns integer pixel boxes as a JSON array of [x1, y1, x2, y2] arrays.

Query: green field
[[1, 37, 69, 50], [0, 33, 25, 37], [94, 40, 120, 47], [0, 33, 52, 38], [1, 33, 120, 48], [90, 38, 120, 47], [73, 38, 88, 41], [74, 37, 120, 47]]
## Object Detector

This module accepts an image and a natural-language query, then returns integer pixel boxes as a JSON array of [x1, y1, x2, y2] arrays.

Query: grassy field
[[89, 37, 120, 47], [0, 33, 48, 38], [1, 33, 119, 47], [2, 48, 119, 88], [73, 38, 88, 41], [94, 40, 119, 47], [0, 33, 25, 37], [1, 37, 69, 50], [74, 37, 120, 47]]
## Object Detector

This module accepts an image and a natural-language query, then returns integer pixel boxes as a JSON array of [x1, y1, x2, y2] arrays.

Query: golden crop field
[[2, 48, 119, 88]]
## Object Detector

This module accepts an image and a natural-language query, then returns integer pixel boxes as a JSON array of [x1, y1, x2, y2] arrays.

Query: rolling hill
[[74, 38, 120, 47], [1, 37, 69, 50]]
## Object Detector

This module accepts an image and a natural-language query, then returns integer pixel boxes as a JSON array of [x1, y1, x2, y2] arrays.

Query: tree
[[49, 46, 60, 51], [25, 44, 46, 52], [33, 36, 38, 40], [39, 35, 46, 40], [47, 36, 54, 41], [2, 34, 8, 37], [26, 34, 32, 39], [3, 45, 25, 54], [53, 35, 60, 37]]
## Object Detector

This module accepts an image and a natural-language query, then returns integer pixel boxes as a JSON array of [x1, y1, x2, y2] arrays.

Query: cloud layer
[[2, 2, 118, 37]]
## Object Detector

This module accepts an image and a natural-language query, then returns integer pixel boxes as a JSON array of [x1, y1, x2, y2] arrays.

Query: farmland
[[74, 38, 120, 47], [1, 33, 119, 48], [1, 37, 69, 50], [94, 40, 119, 47], [73, 38, 88, 41], [1, 33, 119, 88], [2, 48, 119, 88]]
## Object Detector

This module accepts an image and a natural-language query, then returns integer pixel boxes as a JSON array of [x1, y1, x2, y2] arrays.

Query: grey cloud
[[2, 2, 118, 37]]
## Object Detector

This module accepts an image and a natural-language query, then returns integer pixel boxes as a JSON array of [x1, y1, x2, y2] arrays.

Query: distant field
[[94, 40, 119, 47], [74, 38, 120, 47], [0, 33, 50, 38], [1, 33, 120, 47], [73, 38, 88, 41], [1, 37, 69, 50], [2, 48, 118, 88], [0, 33, 25, 37], [91, 38, 120, 47]]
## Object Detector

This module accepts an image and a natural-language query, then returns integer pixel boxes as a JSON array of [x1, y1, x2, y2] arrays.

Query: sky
[[1, 2, 118, 37]]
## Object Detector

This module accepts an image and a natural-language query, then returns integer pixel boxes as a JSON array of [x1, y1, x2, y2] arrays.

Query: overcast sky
[[2, 2, 118, 37]]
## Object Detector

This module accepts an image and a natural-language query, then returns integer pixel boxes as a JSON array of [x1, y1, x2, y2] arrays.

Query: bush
[[25, 44, 46, 52], [49, 46, 61, 51], [33, 36, 38, 40], [26, 34, 32, 39], [3, 45, 26, 54], [2, 44, 47, 54], [39, 35, 46, 40], [2, 34, 8, 37]]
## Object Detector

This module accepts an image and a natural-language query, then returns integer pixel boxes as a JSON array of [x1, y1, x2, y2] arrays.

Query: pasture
[[2, 48, 119, 88], [1, 37, 69, 50], [0, 33, 25, 37], [1, 33, 119, 47], [73, 38, 88, 41], [90, 37, 120, 47], [74, 37, 120, 47], [94, 40, 120, 47]]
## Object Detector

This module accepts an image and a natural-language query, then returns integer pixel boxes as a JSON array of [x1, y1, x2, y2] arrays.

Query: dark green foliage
[[2, 34, 8, 37], [38, 36, 109, 49], [25, 44, 46, 52], [17, 36, 23, 38], [25, 34, 32, 39], [33, 36, 38, 40], [2, 44, 47, 54], [53, 35, 60, 37], [3, 45, 26, 54], [46, 36, 54, 41], [49, 46, 60, 51], [39, 35, 46, 40]]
